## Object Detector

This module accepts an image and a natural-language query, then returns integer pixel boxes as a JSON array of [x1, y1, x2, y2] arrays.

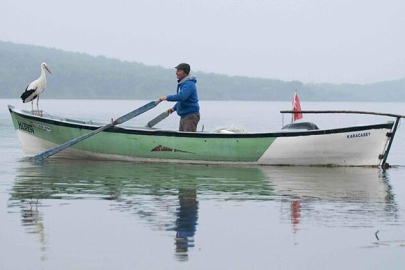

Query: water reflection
[[261, 166, 398, 231], [18, 198, 47, 261], [10, 161, 271, 260], [174, 189, 198, 261], [9, 161, 399, 260]]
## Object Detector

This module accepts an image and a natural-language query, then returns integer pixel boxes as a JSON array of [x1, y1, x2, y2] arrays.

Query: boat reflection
[[260, 166, 398, 232], [10, 161, 270, 261], [9, 161, 398, 260]]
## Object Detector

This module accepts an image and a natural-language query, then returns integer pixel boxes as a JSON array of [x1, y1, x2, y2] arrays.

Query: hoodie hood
[[178, 75, 197, 85]]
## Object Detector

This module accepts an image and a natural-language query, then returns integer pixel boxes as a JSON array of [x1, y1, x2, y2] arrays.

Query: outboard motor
[[282, 122, 319, 130]]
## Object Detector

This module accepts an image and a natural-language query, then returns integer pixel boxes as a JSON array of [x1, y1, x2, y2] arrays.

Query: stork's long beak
[[45, 66, 52, 75]]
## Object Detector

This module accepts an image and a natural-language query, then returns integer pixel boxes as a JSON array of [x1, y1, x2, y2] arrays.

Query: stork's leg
[[37, 96, 39, 111], [31, 101, 34, 111]]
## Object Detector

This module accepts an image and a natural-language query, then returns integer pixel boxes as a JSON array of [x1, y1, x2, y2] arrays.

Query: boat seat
[[282, 122, 319, 130]]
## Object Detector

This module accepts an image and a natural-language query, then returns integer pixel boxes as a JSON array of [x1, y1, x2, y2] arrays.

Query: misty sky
[[1, 0, 404, 84]]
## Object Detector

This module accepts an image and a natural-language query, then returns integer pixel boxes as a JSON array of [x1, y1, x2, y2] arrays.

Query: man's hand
[[167, 108, 174, 114], [160, 95, 167, 101]]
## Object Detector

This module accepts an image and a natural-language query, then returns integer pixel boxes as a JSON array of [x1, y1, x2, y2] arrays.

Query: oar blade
[[146, 112, 170, 128], [31, 100, 161, 161], [30, 124, 112, 162]]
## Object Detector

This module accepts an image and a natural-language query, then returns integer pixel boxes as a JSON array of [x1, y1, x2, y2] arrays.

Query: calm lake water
[[1, 99, 405, 269]]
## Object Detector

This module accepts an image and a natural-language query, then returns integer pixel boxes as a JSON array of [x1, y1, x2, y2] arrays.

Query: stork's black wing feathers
[[20, 87, 37, 102]]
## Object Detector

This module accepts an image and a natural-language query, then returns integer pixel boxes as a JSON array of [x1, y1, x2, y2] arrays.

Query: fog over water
[[1, 0, 405, 83]]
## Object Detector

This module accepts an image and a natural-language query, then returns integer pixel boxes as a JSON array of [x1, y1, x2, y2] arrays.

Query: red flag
[[292, 92, 303, 122]]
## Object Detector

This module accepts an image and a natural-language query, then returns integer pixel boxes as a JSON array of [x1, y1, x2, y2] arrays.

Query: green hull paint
[[11, 110, 275, 162]]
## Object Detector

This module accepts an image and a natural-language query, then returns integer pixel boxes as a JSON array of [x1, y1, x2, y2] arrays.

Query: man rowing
[[160, 63, 200, 132]]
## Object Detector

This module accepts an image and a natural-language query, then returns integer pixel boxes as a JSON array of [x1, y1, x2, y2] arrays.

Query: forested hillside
[[1, 41, 404, 101]]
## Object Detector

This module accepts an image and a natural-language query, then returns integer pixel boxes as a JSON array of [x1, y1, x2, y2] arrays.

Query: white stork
[[20, 62, 52, 112]]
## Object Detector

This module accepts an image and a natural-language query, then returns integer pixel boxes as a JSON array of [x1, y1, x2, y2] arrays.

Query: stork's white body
[[24, 70, 47, 102], [21, 62, 52, 111]]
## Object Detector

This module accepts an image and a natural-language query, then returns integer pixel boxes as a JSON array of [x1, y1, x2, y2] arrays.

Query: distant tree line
[[0, 40, 404, 101]]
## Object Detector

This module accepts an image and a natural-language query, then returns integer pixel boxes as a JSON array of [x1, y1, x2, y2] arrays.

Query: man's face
[[176, 69, 187, 80]]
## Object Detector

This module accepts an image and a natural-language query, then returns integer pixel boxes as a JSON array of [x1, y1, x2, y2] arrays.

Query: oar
[[146, 111, 170, 128], [31, 100, 162, 162]]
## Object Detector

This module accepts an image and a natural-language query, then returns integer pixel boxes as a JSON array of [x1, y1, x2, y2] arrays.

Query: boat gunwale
[[8, 105, 394, 139]]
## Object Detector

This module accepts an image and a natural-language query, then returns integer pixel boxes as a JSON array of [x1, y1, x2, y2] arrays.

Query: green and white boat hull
[[8, 105, 395, 166]]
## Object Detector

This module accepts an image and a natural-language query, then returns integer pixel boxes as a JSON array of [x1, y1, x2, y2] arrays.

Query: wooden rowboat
[[8, 105, 403, 167]]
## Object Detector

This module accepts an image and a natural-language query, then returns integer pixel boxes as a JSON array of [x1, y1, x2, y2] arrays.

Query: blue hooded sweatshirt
[[167, 75, 200, 118]]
